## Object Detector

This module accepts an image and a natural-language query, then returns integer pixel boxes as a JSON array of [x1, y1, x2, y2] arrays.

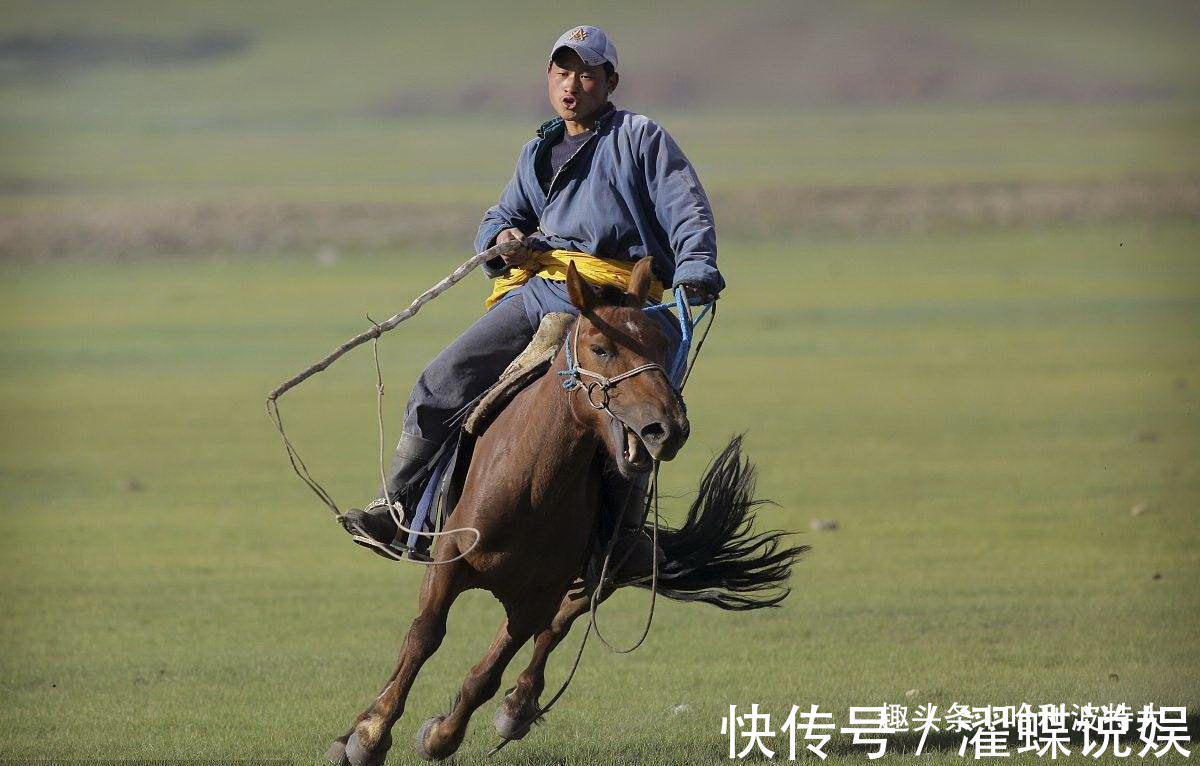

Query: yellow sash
[[484, 249, 664, 309]]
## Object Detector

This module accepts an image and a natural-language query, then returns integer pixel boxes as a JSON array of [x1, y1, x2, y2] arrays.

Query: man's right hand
[[495, 228, 530, 266]]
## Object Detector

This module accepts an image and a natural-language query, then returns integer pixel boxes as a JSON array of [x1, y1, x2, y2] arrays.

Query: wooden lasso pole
[[267, 239, 522, 403]]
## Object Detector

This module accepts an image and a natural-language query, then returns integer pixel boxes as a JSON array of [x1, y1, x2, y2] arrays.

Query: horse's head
[[562, 257, 690, 477]]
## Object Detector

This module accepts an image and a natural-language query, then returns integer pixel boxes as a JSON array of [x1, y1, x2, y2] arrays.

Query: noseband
[[557, 319, 673, 413]]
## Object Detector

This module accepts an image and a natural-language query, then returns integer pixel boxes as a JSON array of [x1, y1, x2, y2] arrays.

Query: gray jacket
[[475, 106, 724, 292]]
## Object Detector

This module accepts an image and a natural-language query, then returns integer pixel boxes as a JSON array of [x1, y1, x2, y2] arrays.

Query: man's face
[[547, 48, 617, 124]]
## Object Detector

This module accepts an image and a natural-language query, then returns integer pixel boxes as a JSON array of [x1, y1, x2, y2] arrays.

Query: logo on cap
[[568, 27, 589, 42]]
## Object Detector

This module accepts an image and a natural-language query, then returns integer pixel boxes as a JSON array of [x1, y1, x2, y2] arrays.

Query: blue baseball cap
[[549, 25, 618, 70]]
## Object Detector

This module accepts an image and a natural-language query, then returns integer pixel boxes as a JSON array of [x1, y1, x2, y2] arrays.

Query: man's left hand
[[679, 281, 719, 305]]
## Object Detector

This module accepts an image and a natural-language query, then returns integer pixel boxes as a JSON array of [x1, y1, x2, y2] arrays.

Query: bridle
[[557, 287, 713, 410], [557, 317, 675, 417]]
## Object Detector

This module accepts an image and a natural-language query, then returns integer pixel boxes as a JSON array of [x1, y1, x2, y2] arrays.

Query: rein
[[558, 290, 711, 652]]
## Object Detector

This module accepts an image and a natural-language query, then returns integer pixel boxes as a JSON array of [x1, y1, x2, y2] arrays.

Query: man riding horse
[[340, 24, 724, 560]]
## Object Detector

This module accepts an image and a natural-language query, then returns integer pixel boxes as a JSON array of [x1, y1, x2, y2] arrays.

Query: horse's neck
[[533, 368, 597, 464], [489, 354, 599, 505]]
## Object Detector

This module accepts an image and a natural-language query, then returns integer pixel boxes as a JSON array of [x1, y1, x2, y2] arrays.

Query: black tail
[[638, 434, 808, 610]]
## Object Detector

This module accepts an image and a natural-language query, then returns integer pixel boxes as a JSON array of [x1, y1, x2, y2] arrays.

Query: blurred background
[[3, 1, 1197, 255], [1, 1, 1197, 762]]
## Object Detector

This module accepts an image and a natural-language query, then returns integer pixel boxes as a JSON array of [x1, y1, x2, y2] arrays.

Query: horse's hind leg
[[415, 598, 555, 761], [328, 562, 465, 766]]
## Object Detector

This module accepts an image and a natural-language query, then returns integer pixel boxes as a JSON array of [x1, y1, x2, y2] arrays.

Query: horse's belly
[[455, 491, 597, 596]]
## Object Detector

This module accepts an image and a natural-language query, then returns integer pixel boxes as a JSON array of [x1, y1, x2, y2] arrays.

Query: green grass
[[1, 221, 1197, 763]]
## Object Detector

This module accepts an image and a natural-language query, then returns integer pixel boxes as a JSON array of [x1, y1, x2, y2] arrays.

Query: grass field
[[2, 222, 1197, 763], [1, 1, 1198, 763]]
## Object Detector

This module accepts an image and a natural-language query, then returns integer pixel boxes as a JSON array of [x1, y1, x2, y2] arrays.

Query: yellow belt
[[484, 249, 664, 309]]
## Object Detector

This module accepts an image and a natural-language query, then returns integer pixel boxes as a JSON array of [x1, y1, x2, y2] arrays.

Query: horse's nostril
[[640, 421, 667, 444]]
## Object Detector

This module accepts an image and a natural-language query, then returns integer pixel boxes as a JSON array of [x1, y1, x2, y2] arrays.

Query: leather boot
[[340, 432, 440, 557], [382, 431, 441, 501]]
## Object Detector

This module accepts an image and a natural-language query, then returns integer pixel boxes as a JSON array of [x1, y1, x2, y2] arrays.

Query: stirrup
[[338, 500, 433, 563], [341, 520, 434, 563]]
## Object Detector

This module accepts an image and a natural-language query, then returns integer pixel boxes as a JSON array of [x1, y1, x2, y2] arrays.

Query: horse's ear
[[625, 256, 653, 307], [565, 261, 596, 314]]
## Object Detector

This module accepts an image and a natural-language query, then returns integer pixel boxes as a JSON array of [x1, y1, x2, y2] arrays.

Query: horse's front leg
[[492, 579, 606, 740], [494, 532, 656, 741], [328, 561, 466, 766], [415, 594, 558, 761]]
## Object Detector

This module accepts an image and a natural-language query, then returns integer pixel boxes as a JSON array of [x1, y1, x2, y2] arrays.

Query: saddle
[[463, 312, 574, 436]]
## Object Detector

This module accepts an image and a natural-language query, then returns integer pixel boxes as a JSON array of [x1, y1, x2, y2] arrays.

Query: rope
[[576, 297, 718, 655], [590, 463, 661, 654], [350, 320, 481, 566], [681, 302, 716, 390], [265, 397, 340, 516], [584, 294, 718, 654], [265, 243, 521, 560]]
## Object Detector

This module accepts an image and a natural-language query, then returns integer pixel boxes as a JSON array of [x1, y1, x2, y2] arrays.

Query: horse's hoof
[[492, 691, 540, 739], [344, 730, 391, 766], [493, 703, 532, 741], [414, 714, 446, 761], [325, 739, 349, 766]]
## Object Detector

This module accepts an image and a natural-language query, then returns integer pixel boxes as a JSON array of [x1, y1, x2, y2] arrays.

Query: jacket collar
[[536, 102, 616, 140]]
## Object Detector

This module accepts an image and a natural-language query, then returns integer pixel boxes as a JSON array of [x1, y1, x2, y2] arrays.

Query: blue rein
[[646, 286, 714, 385], [559, 286, 714, 391]]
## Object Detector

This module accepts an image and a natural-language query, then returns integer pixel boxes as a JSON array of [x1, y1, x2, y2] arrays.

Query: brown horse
[[327, 258, 805, 765]]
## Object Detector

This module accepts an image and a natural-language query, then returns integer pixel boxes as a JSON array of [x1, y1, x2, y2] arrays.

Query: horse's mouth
[[616, 423, 654, 474]]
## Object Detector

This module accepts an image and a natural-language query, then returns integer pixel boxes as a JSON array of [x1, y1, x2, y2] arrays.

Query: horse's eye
[[589, 345, 609, 358]]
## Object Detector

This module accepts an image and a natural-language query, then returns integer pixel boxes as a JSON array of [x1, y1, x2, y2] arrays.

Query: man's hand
[[679, 281, 719, 305], [495, 228, 530, 266]]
